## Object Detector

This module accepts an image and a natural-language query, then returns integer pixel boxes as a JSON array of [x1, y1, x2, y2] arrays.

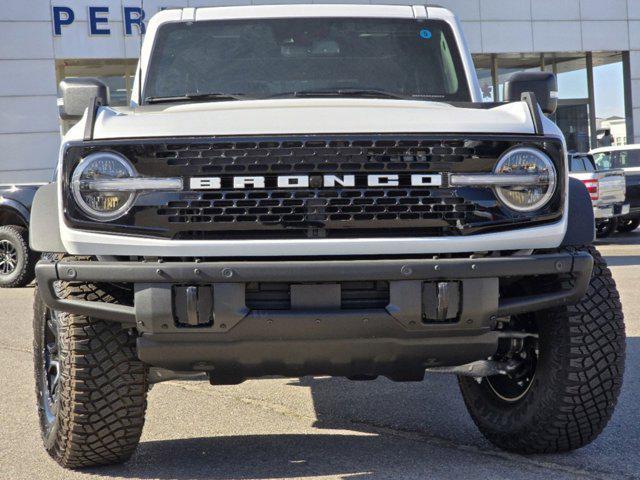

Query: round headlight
[[71, 152, 136, 221], [494, 148, 557, 212]]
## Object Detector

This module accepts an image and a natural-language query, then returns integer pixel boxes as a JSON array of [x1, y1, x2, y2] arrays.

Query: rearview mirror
[[58, 78, 110, 120], [505, 72, 557, 115]]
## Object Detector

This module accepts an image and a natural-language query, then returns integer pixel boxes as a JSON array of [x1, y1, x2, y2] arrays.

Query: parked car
[[30, 4, 624, 469], [568, 153, 628, 237], [591, 144, 640, 232], [0, 184, 41, 287]]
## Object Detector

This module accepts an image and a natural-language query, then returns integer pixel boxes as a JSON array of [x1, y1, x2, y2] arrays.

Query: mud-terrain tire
[[33, 280, 147, 469], [596, 218, 618, 238], [616, 218, 640, 233], [0, 225, 36, 288], [458, 246, 625, 453]]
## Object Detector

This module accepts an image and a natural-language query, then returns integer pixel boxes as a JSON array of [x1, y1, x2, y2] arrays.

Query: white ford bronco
[[30, 4, 625, 469]]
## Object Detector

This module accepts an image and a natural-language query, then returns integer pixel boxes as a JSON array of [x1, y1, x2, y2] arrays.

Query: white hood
[[91, 98, 535, 139]]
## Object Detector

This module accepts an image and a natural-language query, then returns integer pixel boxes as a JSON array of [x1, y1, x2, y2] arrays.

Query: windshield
[[144, 17, 471, 103]]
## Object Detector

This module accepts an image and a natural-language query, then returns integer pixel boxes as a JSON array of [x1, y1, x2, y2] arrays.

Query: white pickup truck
[[592, 144, 640, 233], [28, 4, 624, 469], [568, 153, 628, 237]]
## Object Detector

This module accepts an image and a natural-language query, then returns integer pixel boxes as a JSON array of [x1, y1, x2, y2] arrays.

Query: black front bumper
[[35, 252, 592, 375]]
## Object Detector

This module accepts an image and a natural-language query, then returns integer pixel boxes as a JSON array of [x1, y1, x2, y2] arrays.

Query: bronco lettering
[[189, 174, 443, 190]]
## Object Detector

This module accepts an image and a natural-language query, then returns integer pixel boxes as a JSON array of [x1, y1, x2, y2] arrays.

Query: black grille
[[156, 138, 482, 175], [148, 138, 489, 237], [245, 281, 390, 310], [63, 134, 565, 239], [160, 188, 475, 237]]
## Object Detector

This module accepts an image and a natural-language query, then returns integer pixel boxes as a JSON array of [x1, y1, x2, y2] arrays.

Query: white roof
[[590, 144, 640, 154], [158, 4, 454, 22]]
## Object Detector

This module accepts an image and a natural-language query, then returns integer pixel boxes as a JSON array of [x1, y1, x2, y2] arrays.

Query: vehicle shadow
[[595, 230, 640, 246], [98, 432, 487, 480], [303, 337, 640, 477], [95, 337, 639, 480], [600, 255, 640, 267]]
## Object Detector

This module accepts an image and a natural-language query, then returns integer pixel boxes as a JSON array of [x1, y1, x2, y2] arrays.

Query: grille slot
[[341, 281, 390, 310], [245, 282, 291, 310], [245, 281, 390, 311]]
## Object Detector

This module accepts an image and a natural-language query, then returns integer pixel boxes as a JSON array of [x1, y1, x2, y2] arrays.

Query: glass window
[[144, 18, 471, 102], [556, 102, 590, 153], [593, 152, 612, 170], [570, 157, 586, 172], [57, 60, 137, 105], [612, 151, 625, 168], [494, 53, 542, 101], [583, 155, 596, 172], [613, 149, 640, 168], [56, 59, 137, 133], [556, 65, 588, 100], [472, 55, 495, 102], [570, 155, 596, 172], [478, 71, 495, 101]]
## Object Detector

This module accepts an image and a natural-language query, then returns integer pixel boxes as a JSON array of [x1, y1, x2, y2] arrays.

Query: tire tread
[[34, 278, 147, 469], [0, 225, 36, 288], [459, 246, 625, 453]]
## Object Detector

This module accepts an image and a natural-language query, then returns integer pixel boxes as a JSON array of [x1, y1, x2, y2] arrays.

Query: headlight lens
[[71, 152, 136, 221], [494, 148, 557, 212]]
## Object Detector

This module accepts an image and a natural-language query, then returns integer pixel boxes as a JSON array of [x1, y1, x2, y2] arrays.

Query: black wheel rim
[[485, 322, 539, 403], [42, 308, 61, 426], [486, 353, 537, 403], [0, 239, 18, 276]]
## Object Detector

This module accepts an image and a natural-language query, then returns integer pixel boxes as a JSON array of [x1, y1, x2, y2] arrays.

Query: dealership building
[[1, 0, 640, 183]]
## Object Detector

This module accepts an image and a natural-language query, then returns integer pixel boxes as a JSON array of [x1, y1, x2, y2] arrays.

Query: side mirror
[[58, 78, 110, 120], [505, 72, 557, 115]]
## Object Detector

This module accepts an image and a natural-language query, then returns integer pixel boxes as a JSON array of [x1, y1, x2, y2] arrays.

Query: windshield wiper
[[145, 92, 249, 104], [267, 88, 410, 100]]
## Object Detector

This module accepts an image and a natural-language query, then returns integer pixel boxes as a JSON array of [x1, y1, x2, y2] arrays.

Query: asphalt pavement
[[1, 235, 639, 480]]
